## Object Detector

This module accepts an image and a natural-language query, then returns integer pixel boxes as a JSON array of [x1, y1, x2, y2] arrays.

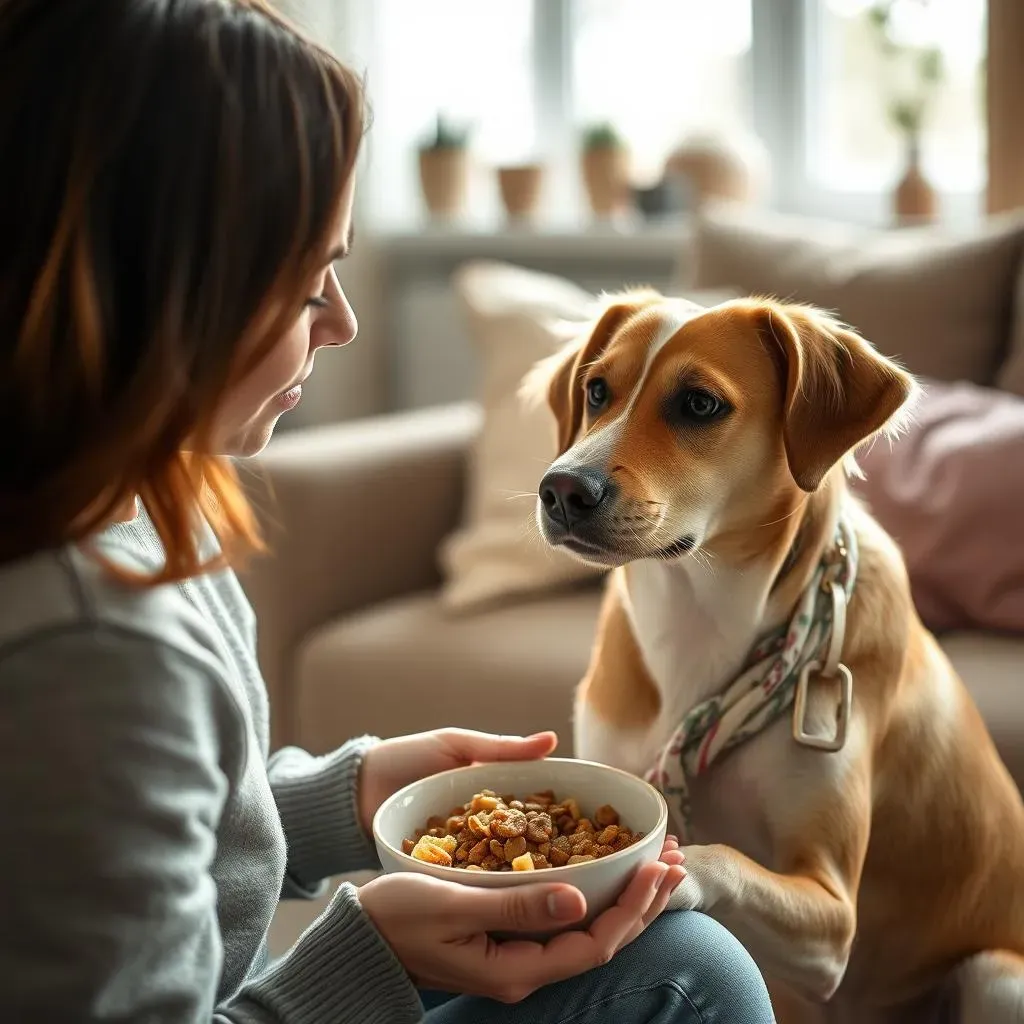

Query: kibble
[[405, 788, 643, 871]]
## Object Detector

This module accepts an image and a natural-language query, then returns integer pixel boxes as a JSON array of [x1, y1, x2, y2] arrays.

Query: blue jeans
[[421, 911, 774, 1023]]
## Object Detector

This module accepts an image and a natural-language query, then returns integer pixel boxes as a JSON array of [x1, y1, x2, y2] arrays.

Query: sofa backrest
[[689, 204, 1024, 388]]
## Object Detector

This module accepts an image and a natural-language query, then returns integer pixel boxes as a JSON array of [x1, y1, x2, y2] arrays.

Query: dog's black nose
[[539, 468, 608, 528]]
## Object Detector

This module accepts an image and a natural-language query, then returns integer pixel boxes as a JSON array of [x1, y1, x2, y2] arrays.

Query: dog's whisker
[[517, 516, 558, 564], [691, 545, 717, 578], [754, 499, 809, 530]]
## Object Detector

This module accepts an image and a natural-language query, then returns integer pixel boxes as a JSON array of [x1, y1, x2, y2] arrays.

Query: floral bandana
[[645, 516, 859, 838]]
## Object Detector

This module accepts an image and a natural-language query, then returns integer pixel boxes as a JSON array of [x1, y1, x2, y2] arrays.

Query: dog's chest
[[576, 697, 787, 862], [575, 563, 854, 859], [574, 567, 756, 784], [686, 719, 795, 856]]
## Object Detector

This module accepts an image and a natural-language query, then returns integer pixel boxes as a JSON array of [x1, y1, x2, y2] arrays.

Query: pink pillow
[[853, 380, 1024, 634]]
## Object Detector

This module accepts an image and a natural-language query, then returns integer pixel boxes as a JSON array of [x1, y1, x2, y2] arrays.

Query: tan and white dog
[[527, 291, 1024, 1023]]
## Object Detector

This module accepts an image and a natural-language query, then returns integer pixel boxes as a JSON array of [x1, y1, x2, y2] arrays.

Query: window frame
[[755, 0, 983, 226]]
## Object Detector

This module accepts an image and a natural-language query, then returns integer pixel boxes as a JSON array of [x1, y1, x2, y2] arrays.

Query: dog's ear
[[752, 300, 916, 492], [520, 292, 657, 455]]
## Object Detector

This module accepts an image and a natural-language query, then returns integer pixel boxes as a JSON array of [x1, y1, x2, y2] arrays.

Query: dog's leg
[[667, 840, 862, 1005], [955, 951, 1024, 1023]]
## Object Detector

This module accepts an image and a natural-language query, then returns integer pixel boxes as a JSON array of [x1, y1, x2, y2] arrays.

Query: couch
[[240, 207, 1024, 800]]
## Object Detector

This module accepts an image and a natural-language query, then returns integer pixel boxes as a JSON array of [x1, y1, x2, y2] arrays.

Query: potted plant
[[580, 121, 630, 220], [417, 114, 472, 221], [865, 2, 945, 225], [496, 163, 546, 225]]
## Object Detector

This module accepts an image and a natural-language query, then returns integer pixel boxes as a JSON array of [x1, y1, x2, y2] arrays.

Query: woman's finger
[[642, 864, 687, 928], [659, 848, 686, 867], [576, 861, 667, 953], [454, 879, 586, 935], [487, 862, 667, 995], [439, 728, 559, 764], [611, 861, 687, 953]]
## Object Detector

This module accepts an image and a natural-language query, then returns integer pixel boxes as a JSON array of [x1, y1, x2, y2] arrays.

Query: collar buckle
[[793, 577, 853, 752]]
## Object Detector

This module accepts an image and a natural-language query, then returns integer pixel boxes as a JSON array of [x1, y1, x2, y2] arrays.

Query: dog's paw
[[666, 870, 704, 913]]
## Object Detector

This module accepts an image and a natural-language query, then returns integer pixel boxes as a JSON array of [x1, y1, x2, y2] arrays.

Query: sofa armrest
[[239, 402, 481, 747]]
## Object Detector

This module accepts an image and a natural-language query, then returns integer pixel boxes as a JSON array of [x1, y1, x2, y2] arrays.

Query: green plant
[[581, 121, 625, 151], [865, 1, 945, 141], [419, 113, 471, 152]]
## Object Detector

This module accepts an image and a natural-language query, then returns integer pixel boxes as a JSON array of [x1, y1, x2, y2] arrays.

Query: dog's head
[[523, 291, 916, 568]]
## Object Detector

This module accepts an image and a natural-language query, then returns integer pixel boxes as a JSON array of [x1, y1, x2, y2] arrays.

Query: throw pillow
[[437, 261, 603, 612], [853, 379, 1024, 634], [690, 204, 1024, 386]]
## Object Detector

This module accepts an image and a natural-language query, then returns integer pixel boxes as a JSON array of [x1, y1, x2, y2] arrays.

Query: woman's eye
[[682, 389, 723, 420], [305, 296, 330, 310], [586, 377, 609, 411]]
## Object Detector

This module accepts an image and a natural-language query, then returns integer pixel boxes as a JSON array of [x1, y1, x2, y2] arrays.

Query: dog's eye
[[586, 378, 610, 411], [681, 389, 723, 421]]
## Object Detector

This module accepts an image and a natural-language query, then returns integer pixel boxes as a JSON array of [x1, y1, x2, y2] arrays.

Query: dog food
[[402, 789, 643, 870]]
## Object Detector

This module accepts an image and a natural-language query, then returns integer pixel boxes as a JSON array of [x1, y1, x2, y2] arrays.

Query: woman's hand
[[357, 728, 559, 834], [359, 836, 686, 1003]]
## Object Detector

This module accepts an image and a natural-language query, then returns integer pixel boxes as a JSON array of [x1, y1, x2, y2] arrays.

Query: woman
[[0, 1, 774, 1021]]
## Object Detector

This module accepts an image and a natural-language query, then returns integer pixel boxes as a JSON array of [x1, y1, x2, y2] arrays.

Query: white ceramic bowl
[[372, 757, 668, 930]]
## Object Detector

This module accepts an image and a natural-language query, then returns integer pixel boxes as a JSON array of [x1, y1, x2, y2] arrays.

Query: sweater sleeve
[[0, 626, 423, 1024], [268, 740, 383, 893]]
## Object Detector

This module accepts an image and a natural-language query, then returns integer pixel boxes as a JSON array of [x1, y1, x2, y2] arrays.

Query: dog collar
[[645, 514, 859, 839]]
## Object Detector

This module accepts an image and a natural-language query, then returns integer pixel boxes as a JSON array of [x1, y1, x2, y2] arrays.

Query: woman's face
[[213, 179, 358, 457]]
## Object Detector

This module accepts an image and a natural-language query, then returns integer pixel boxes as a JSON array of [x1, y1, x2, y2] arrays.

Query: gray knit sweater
[[0, 510, 424, 1022]]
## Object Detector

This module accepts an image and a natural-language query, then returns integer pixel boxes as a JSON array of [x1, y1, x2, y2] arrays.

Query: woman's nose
[[314, 266, 357, 348]]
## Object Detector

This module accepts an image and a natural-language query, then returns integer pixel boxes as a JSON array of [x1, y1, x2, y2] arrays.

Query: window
[[372, 0, 536, 165], [367, 0, 538, 226], [359, 0, 987, 230], [808, 0, 986, 193], [571, 0, 753, 184]]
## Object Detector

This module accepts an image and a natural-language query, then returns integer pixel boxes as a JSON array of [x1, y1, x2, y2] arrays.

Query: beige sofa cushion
[[691, 204, 1024, 384], [294, 586, 602, 756], [940, 632, 1024, 788]]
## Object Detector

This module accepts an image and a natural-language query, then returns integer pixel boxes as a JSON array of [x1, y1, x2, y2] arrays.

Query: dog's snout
[[539, 468, 608, 528]]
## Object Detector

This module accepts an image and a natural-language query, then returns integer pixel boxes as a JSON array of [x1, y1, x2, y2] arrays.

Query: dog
[[525, 291, 1024, 1023]]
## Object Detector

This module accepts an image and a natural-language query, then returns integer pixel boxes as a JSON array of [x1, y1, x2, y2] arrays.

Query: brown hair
[[0, 0, 365, 582]]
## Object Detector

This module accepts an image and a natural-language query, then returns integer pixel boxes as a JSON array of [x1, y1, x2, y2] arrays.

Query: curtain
[[986, 0, 1024, 214]]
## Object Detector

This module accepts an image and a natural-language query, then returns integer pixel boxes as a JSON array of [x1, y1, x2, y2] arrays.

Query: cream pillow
[[438, 259, 740, 613], [438, 261, 603, 613]]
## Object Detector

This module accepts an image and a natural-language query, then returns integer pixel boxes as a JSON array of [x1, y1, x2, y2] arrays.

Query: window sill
[[378, 217, 694, 265]]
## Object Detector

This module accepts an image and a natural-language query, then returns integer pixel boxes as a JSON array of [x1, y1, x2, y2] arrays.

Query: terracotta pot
[[497, 164, 545, 223], [893, 138, 937, 227], [581, 145, 630, 218], [418, 147, 470, 220]]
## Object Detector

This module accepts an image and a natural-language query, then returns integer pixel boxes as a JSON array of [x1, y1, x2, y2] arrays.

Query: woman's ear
[[519, 291, 659, 456], [752, 300, 917, 492]]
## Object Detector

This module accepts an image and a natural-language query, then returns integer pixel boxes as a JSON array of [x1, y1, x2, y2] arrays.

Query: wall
[[273, 0, 390, 428], [379, 228, 690, 411]]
